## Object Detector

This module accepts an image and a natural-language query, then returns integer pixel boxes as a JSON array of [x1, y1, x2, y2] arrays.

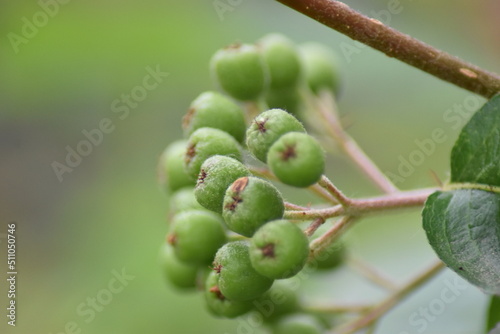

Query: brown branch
[[275, 0, 500, 98]]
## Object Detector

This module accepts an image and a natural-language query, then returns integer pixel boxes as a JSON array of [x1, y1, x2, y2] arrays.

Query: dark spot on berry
[[209, 285, 225, 300], [182, 107, 196, 130], [166, 234, 177, 246], [185, 143, 196, 164], [256, 118, 268, 133], [230, 177, 249, 193], [212, 263, 223, 274], [281, 144, 296, 161], [224, 195, 243, 212], [198, 169, 207, 184], [260, 243, 275, 258]]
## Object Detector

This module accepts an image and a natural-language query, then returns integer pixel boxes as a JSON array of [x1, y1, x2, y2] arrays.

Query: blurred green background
[[1, 1, 499, 333]]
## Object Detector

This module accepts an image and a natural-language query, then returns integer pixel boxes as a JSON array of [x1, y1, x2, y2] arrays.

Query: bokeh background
[[1, 1, 500, 333]]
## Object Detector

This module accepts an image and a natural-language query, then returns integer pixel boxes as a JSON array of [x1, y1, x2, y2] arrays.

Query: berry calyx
[[213, 241, 274, 301], [184, 127, 243, 180], [250, 220, 309, 279], [246, 108, 305, 162], [194, 155, 251, 213], [204, 271, 254, 318], [223, 177, 285, 237], [267, 132, 325, 187]]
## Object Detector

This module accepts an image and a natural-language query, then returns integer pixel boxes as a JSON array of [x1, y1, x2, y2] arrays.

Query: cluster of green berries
[[157, 33, 345, 332]]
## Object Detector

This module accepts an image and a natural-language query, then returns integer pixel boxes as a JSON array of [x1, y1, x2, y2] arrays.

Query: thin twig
[[304, 217, 326, 237], [309, 216, 355, 257], [275, 0, 500, 98], [315, 91, 399, 194], [285, 201, 310, 211], [318, 175, 352, 206], [284, 187, 436, 220], [332, 260, 445, 334], [347, 257, 398, 291], [305, 303, 373, 314]]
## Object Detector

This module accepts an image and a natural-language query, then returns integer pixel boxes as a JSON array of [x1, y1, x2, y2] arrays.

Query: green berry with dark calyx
[[267, 132, 325, 187], [195, 155, 251, 214], [258, 33, 302, 89], [223, 177, 285, 237], [204, 271, 254, 318], [210, 43, 267, 101], [184, 127, 243, 180], [246, 108, 306, 162], [250, 220, 309, 279], [299, 42, 341, 96], [167, 210, 227, 265], [159, 242, 198, 290], [158, 140, 196, 192], [272, 314, 324, 334], [183, 91, 247, 143], [169, 186, 204, 214], [252, 281, 301, 323], [265, 87, 303, 119], [213, 241, 274, 301]]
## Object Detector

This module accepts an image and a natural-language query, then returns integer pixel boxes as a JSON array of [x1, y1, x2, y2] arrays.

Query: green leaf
[[422, 189, 500, 294], [451, 94, 500, 187], [488, 296, 500, 332]]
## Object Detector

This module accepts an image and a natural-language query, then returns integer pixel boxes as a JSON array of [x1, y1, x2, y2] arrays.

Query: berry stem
[[284, 187, 437, 220], [315, 91, 399, 194], [309, 215, 355, 258], [304, 303, 373, 314], [318, 175, 352, 206], [347, 257, 398, 291], [275, 0, 500, 98], [332, 260, 445, 334], [304, 217, 326, 237]]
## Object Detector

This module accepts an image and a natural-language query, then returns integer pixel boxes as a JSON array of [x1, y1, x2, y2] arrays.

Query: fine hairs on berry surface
[[154, 30, 359, 334], [156, 32, 348, 333], [155, 19, 500, 331]]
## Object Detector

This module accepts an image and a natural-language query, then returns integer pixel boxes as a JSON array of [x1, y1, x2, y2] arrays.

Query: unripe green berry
[[223, 177, 285, 237], [250, 220, 309, 279], [184, 127, 243, 180], [265, 88, 303, 119], [159, 242, 198, 290], [258, 33, 302, 89], [273, 314, 324, 334], [299, 42, 340, 95], [213, 241, 274, 301], [167, 210, 227, 265], [253, 281, 301, 323], [158, 140, 196, 192], [267, 132, 325, 187], [169, 186, 205, 214], [183, 91, 247, 143], [195, 155, 251, 213], [246, 108, 305, 162], [210, 43, 267, 101], [310, 240, 346, 271], [204, 271, 254, 318]]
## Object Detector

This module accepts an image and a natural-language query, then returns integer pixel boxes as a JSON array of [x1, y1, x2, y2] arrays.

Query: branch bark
[[275, 0, 500, 98]]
